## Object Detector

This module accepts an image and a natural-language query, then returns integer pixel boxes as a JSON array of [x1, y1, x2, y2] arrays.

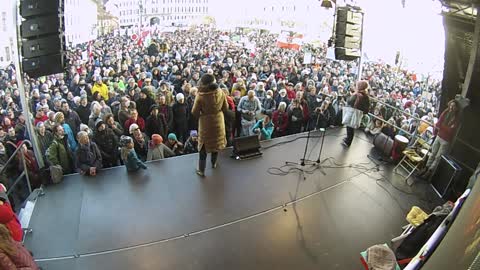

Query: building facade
[[0, 2, 14, 68], [212, 0, 333, 39], [64, 0, 99, 46], [106, 0, 209, 29], [98, 5, 120, 36]]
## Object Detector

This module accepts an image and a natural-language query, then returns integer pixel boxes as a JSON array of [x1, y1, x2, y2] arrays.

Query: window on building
[[4, 47, 10, 62], [293, 5, 296, 11]]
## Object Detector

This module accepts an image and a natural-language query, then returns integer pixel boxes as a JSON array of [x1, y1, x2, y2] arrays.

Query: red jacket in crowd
[[286, 88, 296, 100], [124, 117, 146, 132], [272, 110, 289, 136], [0, 202, 23, 242]]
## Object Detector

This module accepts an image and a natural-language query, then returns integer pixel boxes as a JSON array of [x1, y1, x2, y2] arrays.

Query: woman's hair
[[0, 224, 15, 256]]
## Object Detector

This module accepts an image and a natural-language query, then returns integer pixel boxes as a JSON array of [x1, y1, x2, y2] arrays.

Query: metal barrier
[[368, 95, 435, 127], [1, 140, 43, 201]]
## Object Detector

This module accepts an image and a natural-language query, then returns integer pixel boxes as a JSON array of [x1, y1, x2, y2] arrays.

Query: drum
[[392, 135, 409, 161]]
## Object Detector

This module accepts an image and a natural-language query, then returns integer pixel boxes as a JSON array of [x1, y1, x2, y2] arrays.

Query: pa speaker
[[334, 6, 364, 61], [20, 0, 65, 78]]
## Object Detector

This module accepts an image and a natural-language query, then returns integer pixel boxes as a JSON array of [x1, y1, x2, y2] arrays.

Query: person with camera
[[252, 115, 274, 141]]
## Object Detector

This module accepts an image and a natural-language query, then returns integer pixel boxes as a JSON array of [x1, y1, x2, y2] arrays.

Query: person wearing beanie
[[183, 130, 199, 154], [146, 134, 175, 161], [93, 118, 120, 168], [75, 131, 102, 176], [145, 104, 168, 139], [342, 80, 370, 147], [53, 111, 77, 152], [136, 87, 155, 120], [120, 135, 147, 172], [35, 121, 53, 161], [172, 92, 189, 142], [165, 133, 184, 156], [34, 104, 48, 126], [191, 74, 229, 177]]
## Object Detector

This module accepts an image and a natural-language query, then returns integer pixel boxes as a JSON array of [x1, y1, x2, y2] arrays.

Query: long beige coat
[[191, 88, 228, 153]]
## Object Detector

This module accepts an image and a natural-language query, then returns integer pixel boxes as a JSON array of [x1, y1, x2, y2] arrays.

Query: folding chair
[[394, 137, 430, 181]]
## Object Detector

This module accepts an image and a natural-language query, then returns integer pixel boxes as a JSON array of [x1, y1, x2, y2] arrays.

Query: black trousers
[[198, 146, 218, 172], [345, 126, 355, 146]]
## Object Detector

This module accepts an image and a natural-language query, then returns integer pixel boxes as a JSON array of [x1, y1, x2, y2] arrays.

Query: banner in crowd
[[276, 32, 303, 51]]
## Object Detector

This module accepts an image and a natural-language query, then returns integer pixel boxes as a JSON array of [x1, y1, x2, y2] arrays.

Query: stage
[[24, 128, 440, 270]]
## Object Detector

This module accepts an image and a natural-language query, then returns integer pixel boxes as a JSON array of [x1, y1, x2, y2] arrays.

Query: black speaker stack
[[19, 0, 66, 78], [334, 6, 364, 61]]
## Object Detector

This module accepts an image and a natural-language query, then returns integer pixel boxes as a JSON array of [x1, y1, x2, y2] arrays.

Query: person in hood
[[191, 74, 228, 177], [93, 119, 119, 168]]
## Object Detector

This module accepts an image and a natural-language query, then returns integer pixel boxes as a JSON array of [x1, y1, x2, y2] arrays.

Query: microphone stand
[[285, 107, 325, 178]]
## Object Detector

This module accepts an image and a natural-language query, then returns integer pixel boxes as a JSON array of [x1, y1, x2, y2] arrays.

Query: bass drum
[[373, 132, 394, 157]]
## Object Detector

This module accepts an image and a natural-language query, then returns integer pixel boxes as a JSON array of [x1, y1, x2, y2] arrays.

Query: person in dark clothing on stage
[[75, 131, 102, 176], [342, 80, 370, 147], [172, 93, 189, 142]]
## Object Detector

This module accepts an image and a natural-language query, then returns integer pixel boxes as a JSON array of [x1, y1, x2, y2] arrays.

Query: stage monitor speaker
[[232, 135, 262, 160], [431, 155, 462, 200], [20, 0, 65, 78], [334, 6, 364, 61]]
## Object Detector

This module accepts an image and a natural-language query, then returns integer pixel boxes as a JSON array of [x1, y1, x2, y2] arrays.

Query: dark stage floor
[[25, 128, 441, 270]]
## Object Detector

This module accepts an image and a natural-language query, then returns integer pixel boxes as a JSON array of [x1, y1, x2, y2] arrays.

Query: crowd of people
[[0, 25, 443, 202]]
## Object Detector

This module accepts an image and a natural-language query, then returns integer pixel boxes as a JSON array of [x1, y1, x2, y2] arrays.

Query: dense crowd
[[0, 26, 442, 202]]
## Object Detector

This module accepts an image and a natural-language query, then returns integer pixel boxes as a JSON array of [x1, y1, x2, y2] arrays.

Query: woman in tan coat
[[191, 74, 228, 177]]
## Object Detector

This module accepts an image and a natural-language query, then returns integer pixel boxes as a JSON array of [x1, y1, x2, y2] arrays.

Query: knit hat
[[176, 93, 184, 101], [167, 133, 177, 141], [141, 88, 149, 95], [80, 124, 89, 132], [95, 118, 104, 129], [151, 134, 163, 145], [356, 80, 370, 91], [129, 123, 139, 134], [190, 130, 198, 137], [120, 135, 133, 147], [53, 112, 64, 123], [149, 104, 159, 112], [36, 121, 45, 128], [35, 103, 43, 112]]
